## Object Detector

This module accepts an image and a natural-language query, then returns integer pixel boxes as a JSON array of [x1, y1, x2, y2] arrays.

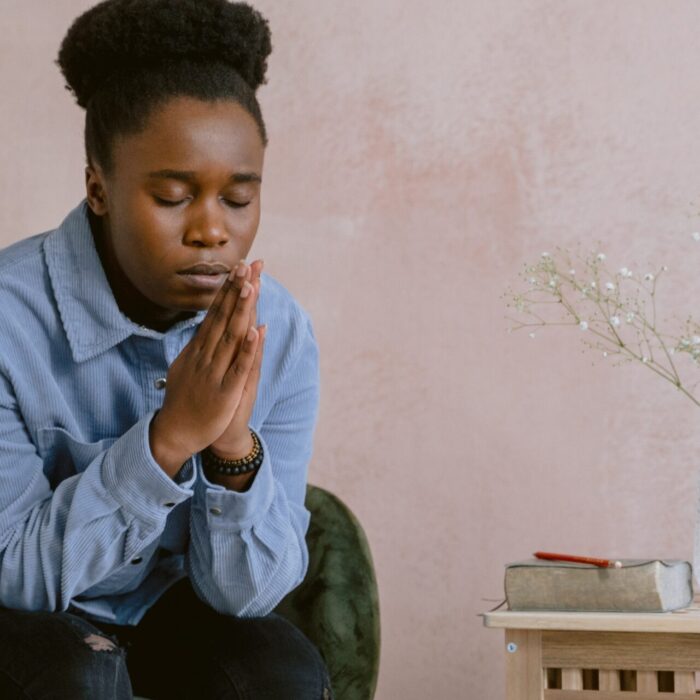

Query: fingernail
[[247, 326, 257, 341], [240, 281, 252, 298], [236, 262, 247, 277]]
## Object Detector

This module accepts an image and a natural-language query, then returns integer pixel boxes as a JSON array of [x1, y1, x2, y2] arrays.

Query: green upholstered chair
[[136, 485, 380, 700], [275, 485, 381, 700]]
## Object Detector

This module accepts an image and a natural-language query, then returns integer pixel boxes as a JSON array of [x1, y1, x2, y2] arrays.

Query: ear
[[85, 164, 109, 216]]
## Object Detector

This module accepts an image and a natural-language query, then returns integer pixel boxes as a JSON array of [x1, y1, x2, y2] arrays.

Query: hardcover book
[[505, 559, 693, 612]]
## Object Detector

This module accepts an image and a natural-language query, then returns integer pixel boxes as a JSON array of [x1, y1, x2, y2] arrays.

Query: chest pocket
[[36, 427, 119, 490]]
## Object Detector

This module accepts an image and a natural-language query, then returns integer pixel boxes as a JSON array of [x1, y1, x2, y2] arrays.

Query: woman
[[0, 0, 330, 698]]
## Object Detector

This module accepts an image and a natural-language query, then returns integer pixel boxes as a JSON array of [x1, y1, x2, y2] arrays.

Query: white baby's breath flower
[[597, 253, 606, 261], [662, 265, 668, 271], [549, 279, 556, 288], [529, 332, 536, 338], [692, 336, 700, 346], [603, 351, 608, 357], [619, 267, 630, 277], [692, 232, 700, 242], [579, 321, 589, 331], [590, 281, 597, 288], [644, 273, 654, 281], [642, 356, 649, 363], [610, 316, 621, 327], [541, 252, 550, 258], [569, 269, 576, 276], [605, 282, 616, 291], [528, 277, 537, 284], [626, 312, 635, 323]]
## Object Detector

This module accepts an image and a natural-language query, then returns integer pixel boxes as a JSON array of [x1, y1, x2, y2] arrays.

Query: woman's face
[[85, 96, 265, 330]]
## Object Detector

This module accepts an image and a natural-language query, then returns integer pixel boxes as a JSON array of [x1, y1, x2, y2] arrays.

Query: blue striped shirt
[[0, 200, 319, 624]]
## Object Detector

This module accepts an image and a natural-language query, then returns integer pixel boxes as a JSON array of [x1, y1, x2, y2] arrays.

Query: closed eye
[[153, 196, 186, 207], [153, 196, 250, 209]]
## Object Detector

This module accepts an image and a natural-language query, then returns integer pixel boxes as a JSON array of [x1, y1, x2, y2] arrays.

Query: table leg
[[505, 629, 543, 700]]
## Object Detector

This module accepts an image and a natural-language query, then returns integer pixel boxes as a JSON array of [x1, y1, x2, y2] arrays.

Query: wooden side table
[[483, 604, 700, 698]]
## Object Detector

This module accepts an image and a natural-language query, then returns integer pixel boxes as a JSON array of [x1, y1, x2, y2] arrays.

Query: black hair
[[56, 0, 272, 174]]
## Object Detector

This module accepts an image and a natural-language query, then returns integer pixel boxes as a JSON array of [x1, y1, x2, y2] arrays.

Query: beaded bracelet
[[202, 429, 264, 476]]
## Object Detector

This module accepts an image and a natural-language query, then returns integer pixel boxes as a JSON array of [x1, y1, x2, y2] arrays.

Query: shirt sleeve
[[186, 314, 320, 617], [0, 371, 195, 612]]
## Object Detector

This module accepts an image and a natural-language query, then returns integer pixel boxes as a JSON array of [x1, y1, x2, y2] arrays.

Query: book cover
[[505, 559, 693, 612]]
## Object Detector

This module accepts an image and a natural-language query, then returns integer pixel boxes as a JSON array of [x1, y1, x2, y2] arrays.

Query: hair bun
[[57, 0, 272, 108]]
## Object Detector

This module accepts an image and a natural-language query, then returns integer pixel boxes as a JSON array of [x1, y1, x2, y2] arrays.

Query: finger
[[222, 325, 260, 394], [238, 324, 266, 414], [250, 277, 260, 329], [250, 259, 264, 281], [196, 260, 248, 362], [248, 324, 266, 387], [249, 260, 263, 328], [210, 278, 259, 372]]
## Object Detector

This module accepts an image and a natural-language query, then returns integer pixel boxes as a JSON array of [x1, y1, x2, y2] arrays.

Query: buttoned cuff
[[102, 410, 195, 523], [194, 434, 275, 529]]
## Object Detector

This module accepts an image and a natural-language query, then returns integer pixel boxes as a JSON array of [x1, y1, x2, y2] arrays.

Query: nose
[[183, 199, 229, 247]]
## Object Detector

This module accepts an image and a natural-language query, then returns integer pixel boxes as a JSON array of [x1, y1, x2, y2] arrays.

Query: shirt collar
[[44, 199, 207, 363]]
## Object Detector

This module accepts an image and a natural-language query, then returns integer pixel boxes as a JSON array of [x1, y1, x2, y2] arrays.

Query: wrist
[[208, 432, 255, 462], [202, 466, 257, 493], [149, 411, 194, 478]]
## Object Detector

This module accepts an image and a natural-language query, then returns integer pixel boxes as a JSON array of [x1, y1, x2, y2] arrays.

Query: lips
[[177, 262, 230, 292], [178, 262, 231, 275]]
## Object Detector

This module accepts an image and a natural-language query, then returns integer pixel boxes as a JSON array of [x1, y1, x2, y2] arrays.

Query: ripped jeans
[[0, 578, 333, 699]]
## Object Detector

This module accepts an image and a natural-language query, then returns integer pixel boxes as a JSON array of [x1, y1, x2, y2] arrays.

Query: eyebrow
[[146, 169, 262, 184]]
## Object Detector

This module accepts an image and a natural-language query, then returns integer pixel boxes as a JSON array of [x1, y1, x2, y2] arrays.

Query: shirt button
[[163, 502, 175, 508], [209, 507, 222, 516], [154, 377, 167, 389], [131, 557, 143, 565]]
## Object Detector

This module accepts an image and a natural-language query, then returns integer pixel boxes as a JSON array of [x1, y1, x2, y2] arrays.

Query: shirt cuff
[[195, 434, 275, 530], [102, 410, 195, 523]]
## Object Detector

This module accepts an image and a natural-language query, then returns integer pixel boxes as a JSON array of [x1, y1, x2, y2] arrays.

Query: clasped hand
[[151, 259, 266, 468]]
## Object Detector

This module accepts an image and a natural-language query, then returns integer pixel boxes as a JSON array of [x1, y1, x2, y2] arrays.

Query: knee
[[209, 614, 332, 699], [0, 610, 131, 700], [59, 634, 131, 699]]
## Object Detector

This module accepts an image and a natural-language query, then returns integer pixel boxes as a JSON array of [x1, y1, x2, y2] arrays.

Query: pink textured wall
[[4, 1, 700, 697]]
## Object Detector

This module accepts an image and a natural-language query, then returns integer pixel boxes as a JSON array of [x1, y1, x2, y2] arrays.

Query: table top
[[482, 599, 700, 633]]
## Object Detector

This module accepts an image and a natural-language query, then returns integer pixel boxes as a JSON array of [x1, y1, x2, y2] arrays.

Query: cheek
[[236, 203, 261, 243], [111, 219, 172, 282]]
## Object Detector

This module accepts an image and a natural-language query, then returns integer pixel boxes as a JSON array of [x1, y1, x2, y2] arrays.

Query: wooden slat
[[505, 629, 543, 700], [544, 692, 697, 700], [561, 669, 582, 689], [483, 604, 700, 634], [674, 671, 696, 693], [542, 630, 700, 671], [637, 670, 658, 692], [598, 669, 619, 690]]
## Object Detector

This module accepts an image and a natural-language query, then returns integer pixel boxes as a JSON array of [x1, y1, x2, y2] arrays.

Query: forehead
[[111, 97, 264, 180]]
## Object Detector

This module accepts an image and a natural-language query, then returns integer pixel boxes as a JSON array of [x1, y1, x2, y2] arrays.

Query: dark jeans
[[0, 578, 333, 699]]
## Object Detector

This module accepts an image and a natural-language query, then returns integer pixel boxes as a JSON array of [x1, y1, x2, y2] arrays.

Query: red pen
[[534, 551, 622, 569]]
